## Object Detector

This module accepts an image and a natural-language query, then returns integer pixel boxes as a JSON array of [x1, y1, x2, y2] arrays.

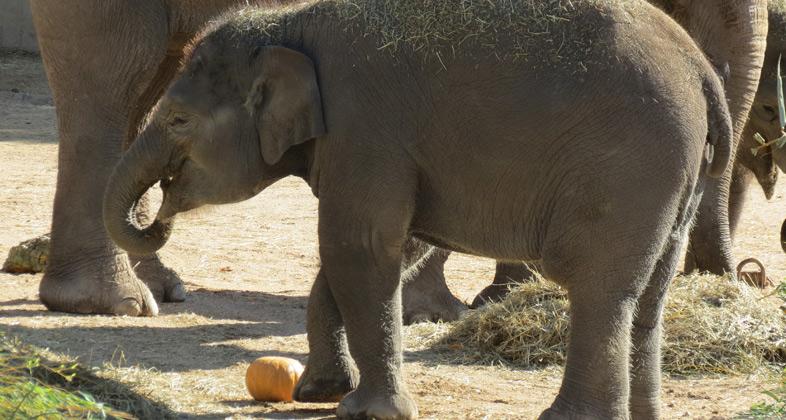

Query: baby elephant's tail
[[703, 72, 733, 178]]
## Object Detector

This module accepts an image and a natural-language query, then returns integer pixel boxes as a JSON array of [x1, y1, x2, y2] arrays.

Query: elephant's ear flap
[[246, 46, 325, 165]]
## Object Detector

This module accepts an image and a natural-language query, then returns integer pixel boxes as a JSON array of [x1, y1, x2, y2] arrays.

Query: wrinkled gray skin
[[28, 0, 463, 322], [103, 1, 732, 417], [664, 0, 768, 275], [470, 0, 770, 307], [730, 3, 786, 243], [29, 0, 245, 316]]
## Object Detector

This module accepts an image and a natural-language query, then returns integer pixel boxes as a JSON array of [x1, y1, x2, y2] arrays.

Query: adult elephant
[[31, 0, 246, 316], [731, 2, 786, 242], [667, 0, 770, 276], [29, 0, 463, 320]]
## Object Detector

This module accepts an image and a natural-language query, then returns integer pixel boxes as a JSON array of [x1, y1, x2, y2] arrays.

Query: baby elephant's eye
[[171, 116, 188, 126], [168, 113, 191, 128]]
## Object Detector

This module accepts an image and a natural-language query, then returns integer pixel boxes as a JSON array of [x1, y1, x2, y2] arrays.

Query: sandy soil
[[0, 53, 784, 419]]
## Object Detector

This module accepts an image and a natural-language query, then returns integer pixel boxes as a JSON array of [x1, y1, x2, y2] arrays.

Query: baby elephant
[[103, 0, 731, 418]]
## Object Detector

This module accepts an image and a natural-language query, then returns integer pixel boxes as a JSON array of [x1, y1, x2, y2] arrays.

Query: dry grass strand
[[429, 273, 785, 374]]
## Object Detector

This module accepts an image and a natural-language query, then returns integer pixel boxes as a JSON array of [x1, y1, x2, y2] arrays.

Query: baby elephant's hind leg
[[539, 202, 676, 418], [294, 269, 358, 403], [630, 190, 701, 419]]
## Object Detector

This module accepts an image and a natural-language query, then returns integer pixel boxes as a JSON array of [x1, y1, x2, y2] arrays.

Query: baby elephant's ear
[[247, 46, 325, 165]]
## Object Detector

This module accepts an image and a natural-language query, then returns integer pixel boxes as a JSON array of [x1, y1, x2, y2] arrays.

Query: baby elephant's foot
[[539, 396, 625, 420], [337, 387, 418, 420], [294, 361, 358, 403]]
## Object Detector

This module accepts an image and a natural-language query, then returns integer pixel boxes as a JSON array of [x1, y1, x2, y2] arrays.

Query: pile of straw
[[438, 273, 785, 374]]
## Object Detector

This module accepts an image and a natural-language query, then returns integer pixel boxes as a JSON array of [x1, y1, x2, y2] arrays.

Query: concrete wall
[[0, 0, 37, 53]]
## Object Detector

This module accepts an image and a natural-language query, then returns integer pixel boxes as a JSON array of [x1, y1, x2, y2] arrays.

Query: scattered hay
[[330, 0, 590, 60], [664, 274, 785, 374], [435, 273, 785, 374], [209, 0, 642, 66], [2, 234, 49, 274]]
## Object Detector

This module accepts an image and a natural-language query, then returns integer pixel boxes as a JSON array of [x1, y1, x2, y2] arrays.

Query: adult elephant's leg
[[470, 261, 539, 308], [124, 42, 189, 303], [675, 0, 768, 275], [31, 1, 174, 315], [294, 269, 358, 403], [400, 238, 466, 324], [128, 253, 186, 302], [728, 161, 755, 239], [685, 161, 756, 275], [683, 176, 734, 275]]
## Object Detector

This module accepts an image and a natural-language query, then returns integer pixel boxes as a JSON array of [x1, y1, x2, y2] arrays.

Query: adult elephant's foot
[[39, 253, 158, 316], [470, 283, 510, 308], [400, 239, 465, 324], [129, 253, 186, 302], [401, 265, 466, 324], [294, 356, 358, 403], [470, 261, 539, 309], [336, 387, 418, 420]]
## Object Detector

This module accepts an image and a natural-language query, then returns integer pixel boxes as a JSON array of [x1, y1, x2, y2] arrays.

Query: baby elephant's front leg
[[319, 213, 418, 419]]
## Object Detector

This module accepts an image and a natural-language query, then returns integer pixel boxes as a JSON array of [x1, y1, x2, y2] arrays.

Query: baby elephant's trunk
[[103, 123, 175, 255]]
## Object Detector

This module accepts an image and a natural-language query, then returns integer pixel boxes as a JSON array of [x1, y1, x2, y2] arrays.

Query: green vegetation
[[743, 368, 786, 418], [0, 333, 172, 419], [776, 281, 786, 301], [0, 333, 129, 419]]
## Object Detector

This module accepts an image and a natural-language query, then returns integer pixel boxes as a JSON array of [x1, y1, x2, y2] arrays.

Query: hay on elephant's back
[[438, 273, 785, 374]]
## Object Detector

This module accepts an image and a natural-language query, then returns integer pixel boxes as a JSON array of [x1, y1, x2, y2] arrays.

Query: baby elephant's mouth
[[154, 177, 179, 222], [155, 189, 177, 222], [159, 175, 174, 190]]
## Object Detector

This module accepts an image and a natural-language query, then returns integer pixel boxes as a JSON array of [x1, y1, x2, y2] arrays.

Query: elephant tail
[[702, 74, 733, 178]]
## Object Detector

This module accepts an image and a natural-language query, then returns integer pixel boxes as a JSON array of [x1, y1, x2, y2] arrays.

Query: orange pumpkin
[[245, 356, 304, 402]]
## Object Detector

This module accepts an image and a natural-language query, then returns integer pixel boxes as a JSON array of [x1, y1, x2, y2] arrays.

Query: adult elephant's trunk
[[663, 0, 769, 275], [103, 123, 175, 256], [781, 218, 786, 254]]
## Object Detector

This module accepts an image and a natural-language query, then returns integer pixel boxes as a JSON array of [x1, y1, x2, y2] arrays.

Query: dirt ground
[[1, 53, 784, 419]]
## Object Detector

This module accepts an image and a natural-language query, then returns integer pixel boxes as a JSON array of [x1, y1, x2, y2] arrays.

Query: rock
[[2, 234, 49, 273]]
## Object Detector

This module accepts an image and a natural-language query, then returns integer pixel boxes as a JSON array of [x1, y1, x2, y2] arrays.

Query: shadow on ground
[[165, 286, 308, 323], [1, 288, 310, 373]]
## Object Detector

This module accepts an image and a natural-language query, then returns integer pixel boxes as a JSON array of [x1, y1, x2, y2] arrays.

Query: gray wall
[[0, 0, 37, 53]]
